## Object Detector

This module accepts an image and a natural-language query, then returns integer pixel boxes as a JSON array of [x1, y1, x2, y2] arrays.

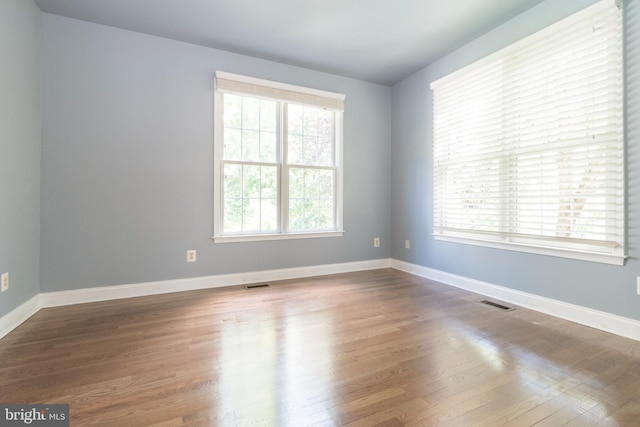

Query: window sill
[[213, 230, 344, 243], [434, 234, 626, 266]]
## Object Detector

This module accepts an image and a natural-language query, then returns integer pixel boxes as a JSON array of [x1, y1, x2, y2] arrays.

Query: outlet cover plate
[[1, 272, 8, 292]]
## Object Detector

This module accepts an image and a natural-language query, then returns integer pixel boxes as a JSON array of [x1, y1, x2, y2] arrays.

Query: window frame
[[213, 72, 345, 243], [430, 0, 625, 265]]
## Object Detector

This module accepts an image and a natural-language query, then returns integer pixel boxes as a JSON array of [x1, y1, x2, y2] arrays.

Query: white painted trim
[[0, 259, 391, 339], [213, 230, 345, 243], [391, 259, 640, 342], [215, 71, 346, 101], [434, 234, 625, 266], [40, 259, 392, 308], [0, 260, 393, 339], [5, 258, 638, 343], [0, 259, 392, 339], [0, 295, 42, 340]]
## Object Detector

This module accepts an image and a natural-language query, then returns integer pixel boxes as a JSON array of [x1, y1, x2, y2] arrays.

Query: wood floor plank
[[1, 269, 640, 426]]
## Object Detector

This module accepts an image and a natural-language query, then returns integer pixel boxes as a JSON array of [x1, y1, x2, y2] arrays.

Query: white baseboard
[[39, 258, 392, 308], [0, 258, 392, 339], [0, 295, 41, 340], [391, 259, 640, 342], [3, 258, 639, 343]]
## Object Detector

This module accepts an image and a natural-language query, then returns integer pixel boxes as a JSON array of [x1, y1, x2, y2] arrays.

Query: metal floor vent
[[480, 300, 514, 311], [245, 283, 270, 289]]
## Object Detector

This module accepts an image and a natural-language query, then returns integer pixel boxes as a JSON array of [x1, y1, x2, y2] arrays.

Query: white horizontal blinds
[[432, 0, 623, 257], [215, 71, 345, 112]]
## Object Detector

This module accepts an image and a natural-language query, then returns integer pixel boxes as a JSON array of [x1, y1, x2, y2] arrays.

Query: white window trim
[[212, 72, 345, 243], [434, 234, 625, 266], [214, 231, 344, 244]]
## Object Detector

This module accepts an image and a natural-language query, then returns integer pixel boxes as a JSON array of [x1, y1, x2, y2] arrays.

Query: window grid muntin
[[220, 95, 338, 236]]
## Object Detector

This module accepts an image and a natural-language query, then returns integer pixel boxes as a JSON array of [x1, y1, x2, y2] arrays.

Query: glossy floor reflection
[[1, 269, 640, 426]]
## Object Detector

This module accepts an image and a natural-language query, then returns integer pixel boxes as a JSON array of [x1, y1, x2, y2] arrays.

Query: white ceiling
[[34, 0, 546, 86]]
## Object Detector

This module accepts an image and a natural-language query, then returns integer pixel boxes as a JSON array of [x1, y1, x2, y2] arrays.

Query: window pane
[[318, 199, 334, 229], [223, 164, 243, 232], [261, 198, 278, 230], [303, 136, 318, 165], [318, 170, 334, 199], [223, 94, 242, 128], [261, 166, 277, 199], [288, 134, 303, 165], [242, 198, 260, 231], [287, 104, 334, 167], [223, 164, 242, 198], [260, 100, 277, 132], [289, 167, 304, 199], [288, 198, 305, 231], [242, 98, 260, 130], [242, 130, 260, 161], [318, 136, 333, 166], [223, 128, 241, 161], [222, 163, 277, 234], [259, 100, 277, 162], [260, 131, 276, 163], [318, 110, 333, 139], [223, 198, 242, 232], [288, 104, 303, 135], [288, 167, 334, 231], [243, 165, 261, 198], [303, 106, 318, 135], [305, 169, 319, 198], [223, 94, 277, 163]]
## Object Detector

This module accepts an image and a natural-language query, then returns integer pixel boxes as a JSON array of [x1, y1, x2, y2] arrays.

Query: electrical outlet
[[374, 238, 380, 248], [1, 272, 8, 292], [187, 250, 197, 263], [405, 240, 410, 249]]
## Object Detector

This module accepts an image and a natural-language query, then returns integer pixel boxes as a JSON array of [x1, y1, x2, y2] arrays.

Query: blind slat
[[431, 0, 624, 259]]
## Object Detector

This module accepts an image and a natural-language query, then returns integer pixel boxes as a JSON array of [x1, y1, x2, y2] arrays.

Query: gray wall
[[391, 0, 640, 321], [0, 0, 42, 318], [9, 0, 638, 326], [40, 14, 391, 293]]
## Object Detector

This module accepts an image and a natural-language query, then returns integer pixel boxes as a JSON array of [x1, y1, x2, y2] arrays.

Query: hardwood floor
[[1, 269, 640, 426]]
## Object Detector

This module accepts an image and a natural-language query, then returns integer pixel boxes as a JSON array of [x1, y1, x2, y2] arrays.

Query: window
[[213, 72, 345, 242], [431, 0, 624, 265]]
